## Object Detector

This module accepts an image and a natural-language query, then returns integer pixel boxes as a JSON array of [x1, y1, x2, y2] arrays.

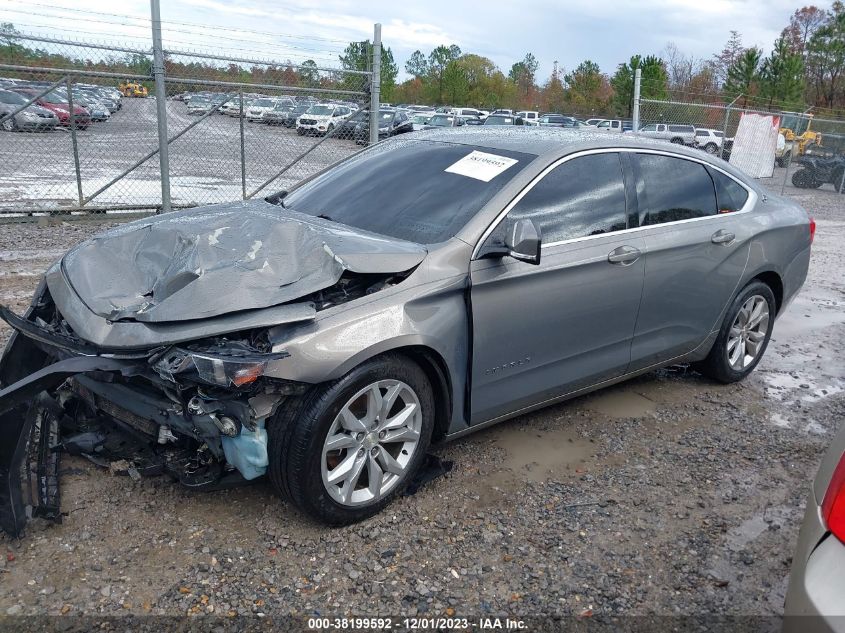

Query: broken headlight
[[152, 347, 290, 388]]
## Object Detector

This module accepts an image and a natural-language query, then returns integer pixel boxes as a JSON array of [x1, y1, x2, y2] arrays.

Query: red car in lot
[[11, 87, 91, 130]]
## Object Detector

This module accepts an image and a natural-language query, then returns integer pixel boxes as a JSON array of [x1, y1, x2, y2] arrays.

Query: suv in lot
[[297, 103, 353, 136], [637, 123, 697, 146], [694, 128, 731, 155]]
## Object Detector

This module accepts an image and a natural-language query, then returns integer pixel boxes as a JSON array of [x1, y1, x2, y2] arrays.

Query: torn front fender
[[0, 335, 143, 536]]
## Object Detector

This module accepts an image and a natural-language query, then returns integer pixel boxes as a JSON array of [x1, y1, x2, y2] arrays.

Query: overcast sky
[[3, 0, 812, 80]]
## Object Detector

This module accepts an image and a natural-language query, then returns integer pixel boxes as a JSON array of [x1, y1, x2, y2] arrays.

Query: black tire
[[704, 143, 718, 155], [267, 354, 435, 525], [792, 169, 822, 189], [833, 168, 845, 193], [297, 127, 305, 135], [694, 280, 776, 384], [1, 117, 16, 132]]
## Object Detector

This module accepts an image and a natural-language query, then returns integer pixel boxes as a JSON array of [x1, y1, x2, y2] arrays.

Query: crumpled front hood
[[60, 201, 427, 324]]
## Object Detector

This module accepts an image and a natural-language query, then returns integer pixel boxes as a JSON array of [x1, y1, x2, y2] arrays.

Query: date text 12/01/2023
[[307, 616, 528, 630]]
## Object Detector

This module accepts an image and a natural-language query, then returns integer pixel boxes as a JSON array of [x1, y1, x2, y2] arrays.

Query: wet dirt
[[0, 190, 843, 618]]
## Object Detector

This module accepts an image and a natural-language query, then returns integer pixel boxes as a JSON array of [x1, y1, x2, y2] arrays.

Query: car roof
[[401, 127, 753, 180]]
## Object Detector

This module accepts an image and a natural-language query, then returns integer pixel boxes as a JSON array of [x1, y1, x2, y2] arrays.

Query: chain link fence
[[636, 95, 845, 201], [0, 29, 377, 219]]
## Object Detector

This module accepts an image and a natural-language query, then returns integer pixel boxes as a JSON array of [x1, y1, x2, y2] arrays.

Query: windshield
[[379, 111, 394, 123], [412, 115, 429, 124], [272, 102, 291, 111], [307, 105, 334, 116], [280, 140, 536, 244], [42, 91, 69, 105], [428, 115, 453, 126], [253, 99, 275, 107], [0, 90, 27, 105]]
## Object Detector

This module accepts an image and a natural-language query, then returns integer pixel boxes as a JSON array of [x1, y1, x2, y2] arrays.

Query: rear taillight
[[821, 452, 845, 543], [809, 217, 816, 244]]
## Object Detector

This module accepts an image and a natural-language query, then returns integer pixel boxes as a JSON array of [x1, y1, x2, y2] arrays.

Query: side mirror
[[505, 218, 542, 264]]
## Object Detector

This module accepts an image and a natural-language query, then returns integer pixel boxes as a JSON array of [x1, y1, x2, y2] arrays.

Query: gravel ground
[[0, 187, 842, 620]]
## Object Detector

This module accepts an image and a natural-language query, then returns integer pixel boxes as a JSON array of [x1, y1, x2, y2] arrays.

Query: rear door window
[[708, 168, 749, 213], [507, 153, 628, 243], [634, 154, 717, 225]]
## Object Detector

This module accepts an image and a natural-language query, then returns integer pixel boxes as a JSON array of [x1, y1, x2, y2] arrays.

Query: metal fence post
[[66, 77, 83, 209], [720, 95, 741, 161], [150, 0, 172, 213], [369, 23, 381, 147], [631, 68, 641, 133], [239, 89, 246, 199]]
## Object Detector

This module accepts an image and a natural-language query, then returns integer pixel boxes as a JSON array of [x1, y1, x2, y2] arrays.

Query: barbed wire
[[4, 0, 357, 44]]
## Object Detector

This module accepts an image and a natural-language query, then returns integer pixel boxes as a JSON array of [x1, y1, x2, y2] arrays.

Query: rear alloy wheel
[[694, 280, 776, 383], [704, 143, 718, 154], [268, 354, 434, 525]]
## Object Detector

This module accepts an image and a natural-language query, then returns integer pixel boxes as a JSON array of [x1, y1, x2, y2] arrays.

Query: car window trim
[[471, 147, 756, 260]]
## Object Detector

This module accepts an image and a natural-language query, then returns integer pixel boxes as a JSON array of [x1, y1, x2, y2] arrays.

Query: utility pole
[[631, 67, 641, 133], [150, 0, 171, 213]]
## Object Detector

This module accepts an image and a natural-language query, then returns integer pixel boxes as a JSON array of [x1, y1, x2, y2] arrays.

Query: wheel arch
[[323, 339, 455, 444], [749, 270, 784, 315]]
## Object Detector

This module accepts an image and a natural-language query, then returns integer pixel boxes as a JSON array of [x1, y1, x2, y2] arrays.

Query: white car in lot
[[516, 110, 540, 126], [695, 128, 731, 155], [247, 98, 292, 122], [220, 98, 254, 117], [296, 103, 353, 136]]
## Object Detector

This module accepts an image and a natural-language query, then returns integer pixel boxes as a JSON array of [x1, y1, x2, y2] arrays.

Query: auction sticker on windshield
[[445, 150, 519, 182]]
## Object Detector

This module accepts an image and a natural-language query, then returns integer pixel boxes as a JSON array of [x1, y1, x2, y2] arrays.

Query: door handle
[[711, 230, 736, 245], [608, 245, 641, 265]]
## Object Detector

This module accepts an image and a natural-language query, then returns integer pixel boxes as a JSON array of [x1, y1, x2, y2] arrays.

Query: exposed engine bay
[[0, 269, 407, 537]]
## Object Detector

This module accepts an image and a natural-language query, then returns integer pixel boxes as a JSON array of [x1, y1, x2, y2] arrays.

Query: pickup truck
[[594, 119, 632, 133], [636, 123, 697, 146]]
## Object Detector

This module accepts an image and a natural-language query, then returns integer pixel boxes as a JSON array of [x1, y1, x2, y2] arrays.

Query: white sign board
[[445, 151, 519, 182], [729, 113, 781, 178]]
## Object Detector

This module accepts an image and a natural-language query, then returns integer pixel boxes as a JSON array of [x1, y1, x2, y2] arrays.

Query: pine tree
[[723, 47, 762, 107]]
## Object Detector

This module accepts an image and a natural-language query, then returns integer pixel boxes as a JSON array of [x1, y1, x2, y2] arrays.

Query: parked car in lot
[[411, 113, 433, 131], [262, 101, 294, 126], [538, 114, 580, 128], [0, 129, 812, 532], [186, 96, 216, 116], [585, 118, 604, 126], [694, 128, 730, 155], [353, 109, 414, 144], [784, 422, 845, 631], [0, 89, 59, 132], [247, 97, 292, 122], [484, 114, 525, 126], [297, 103, 353, 136], [595, 119, 632, 133], [424, 113, 466, 128], [219, 98, 252, 117], [280, 104, 310, 128], [516, 111, 539, 125], [637, 123, 697, 146], [10, 88, 91, 129], [335, 108, 368, 139], [71, 92, 110, 122], [451, 107, 486, 120]]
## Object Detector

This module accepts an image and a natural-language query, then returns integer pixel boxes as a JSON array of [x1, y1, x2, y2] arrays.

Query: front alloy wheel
[[267, 354, 434, 525], [321, 380, 422, 506]]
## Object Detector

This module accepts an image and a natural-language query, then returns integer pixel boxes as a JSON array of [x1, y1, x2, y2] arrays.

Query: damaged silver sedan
[[0, 128, 813, 531]]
